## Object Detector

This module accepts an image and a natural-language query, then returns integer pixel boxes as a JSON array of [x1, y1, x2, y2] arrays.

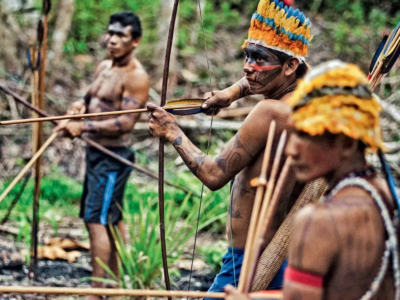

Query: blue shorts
[[204, 248, 287, 300], [80, 146, 134, 225]]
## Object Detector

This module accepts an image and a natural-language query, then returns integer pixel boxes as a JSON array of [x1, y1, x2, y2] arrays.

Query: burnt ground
[[0, 217, 218, 300]]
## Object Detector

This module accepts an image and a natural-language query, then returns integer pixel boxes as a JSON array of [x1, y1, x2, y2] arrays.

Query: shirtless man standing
[[58, 11, 149, 298], [147, 0, 312, 294], [224, 61, 399, 300], [283, 60, 399, 299]]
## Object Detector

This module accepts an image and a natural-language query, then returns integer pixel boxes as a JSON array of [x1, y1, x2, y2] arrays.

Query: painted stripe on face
[[248, 63, 281, 72]]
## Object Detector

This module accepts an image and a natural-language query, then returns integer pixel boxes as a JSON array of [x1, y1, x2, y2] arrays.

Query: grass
[[0, 166, 230, 243], [93, 193, 227, 289]]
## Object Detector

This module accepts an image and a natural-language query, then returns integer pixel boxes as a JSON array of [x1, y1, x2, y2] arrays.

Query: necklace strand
[[274, 87, 296, 100]]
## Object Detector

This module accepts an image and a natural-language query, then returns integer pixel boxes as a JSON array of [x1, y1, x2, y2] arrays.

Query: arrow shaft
[[0, 85, 195, 195], [0, 131, 59, 203], [0, 104, 202, 125]]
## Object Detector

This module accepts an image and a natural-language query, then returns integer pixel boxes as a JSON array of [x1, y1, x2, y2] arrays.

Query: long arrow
[[0, 85, 195, 196], [0, 100, 204, 125]]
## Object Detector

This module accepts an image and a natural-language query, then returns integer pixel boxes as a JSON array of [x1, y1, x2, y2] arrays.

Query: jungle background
[[0, 0, 400, 297]]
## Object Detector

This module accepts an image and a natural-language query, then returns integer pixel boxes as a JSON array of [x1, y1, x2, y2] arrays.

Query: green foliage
[[0, 174, 82, 214], [64, 0, 160, 54], [0, 162, 230, 243], [60, 0, 248, 56], [0, 174, 82, 243], [305, 0, 399, 69], [199, 241, 227, 273], [93, 194, 226, 289]]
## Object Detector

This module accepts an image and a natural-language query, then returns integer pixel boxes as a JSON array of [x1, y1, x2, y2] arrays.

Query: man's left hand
[[147, 103, 180, 140], [65, 121, 84, 137]]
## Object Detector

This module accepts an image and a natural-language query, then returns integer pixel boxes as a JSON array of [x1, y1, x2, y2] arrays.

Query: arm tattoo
[[84, 119, 96, 132], [235, 77, 252, 98], [123, 96, 140, 106], [172, 134, 206, 175], [173, 136, 182, 146], [114, 118, 124, 133], [216, 134, 254, 174]]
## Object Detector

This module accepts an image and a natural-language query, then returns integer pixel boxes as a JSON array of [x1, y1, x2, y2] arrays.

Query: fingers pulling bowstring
[[187, 0, 216, 295]]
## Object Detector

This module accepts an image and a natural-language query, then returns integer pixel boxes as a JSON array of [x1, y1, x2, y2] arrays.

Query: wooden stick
[[0, 171, 31, 224], [240, 131, 288, 293], [29, 45, 41, 281], [0, 85, 195, 196], [237, 121, 276, 292], [246, 156, 292, 291], [0, 286, 282, 298], [0, 104, 203, 125], [0, 130, 61, 203]]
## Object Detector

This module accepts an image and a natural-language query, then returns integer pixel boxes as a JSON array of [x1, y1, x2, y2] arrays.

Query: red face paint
[[247, 63, 281, 72]]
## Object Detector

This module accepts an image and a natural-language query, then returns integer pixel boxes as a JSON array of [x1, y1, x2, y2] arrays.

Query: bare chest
[[88, 69, 125, 112]]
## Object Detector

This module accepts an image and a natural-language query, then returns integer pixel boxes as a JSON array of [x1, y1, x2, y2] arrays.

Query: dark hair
[[324, 132, 367, 154], [109, 11, 142, 40], [269, 48, 308, 79]]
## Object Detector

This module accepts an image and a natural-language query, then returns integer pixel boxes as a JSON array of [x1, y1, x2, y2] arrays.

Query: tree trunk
[[0, 6, 22, 75], [156, 0, 179, 83], [48, 0, 75, 89]]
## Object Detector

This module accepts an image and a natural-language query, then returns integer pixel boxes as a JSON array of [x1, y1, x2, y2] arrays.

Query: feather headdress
[[243, 0, 312, 61], [289, 60, 384, 151]]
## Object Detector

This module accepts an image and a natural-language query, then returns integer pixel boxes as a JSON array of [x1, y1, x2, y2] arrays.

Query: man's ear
[[284, 57, 300, 76], [131, 37, 142, 49], [337, 134, 359, 159]]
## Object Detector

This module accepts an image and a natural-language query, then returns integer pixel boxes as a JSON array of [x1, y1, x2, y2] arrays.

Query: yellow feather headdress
[[243, 0, 312, 61], [289, 60, 384, 151]]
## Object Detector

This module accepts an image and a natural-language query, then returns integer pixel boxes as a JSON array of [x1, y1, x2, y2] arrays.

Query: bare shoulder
[[124, 58, 150, 88], [95, 60, 111, 75], [246, 99, 290, 125], [293, 203, 334, 233], [122, 58, 150, 103], [289, 203, 339, 272]]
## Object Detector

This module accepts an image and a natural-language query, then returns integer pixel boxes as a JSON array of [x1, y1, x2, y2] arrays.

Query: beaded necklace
[[324, 165, 376, 196], [322, 176, 399, 300], [273, 87, 296, 100]]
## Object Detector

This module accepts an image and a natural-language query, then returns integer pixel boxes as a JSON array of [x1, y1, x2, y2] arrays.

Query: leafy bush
[[199, 241, 227, 273]]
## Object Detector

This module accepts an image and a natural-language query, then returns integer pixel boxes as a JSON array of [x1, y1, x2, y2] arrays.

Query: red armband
[[284, 266, 323, 288]]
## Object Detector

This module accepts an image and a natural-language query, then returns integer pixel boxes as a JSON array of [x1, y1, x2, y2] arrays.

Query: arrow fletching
[[383, 21, 400, 54], [369, 35, 387, 73], [383, 42, 400, 74]]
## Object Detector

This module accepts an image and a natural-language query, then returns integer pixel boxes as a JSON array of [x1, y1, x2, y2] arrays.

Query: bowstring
[[195, 0, 238, 289], [187, 0, 215, 294]]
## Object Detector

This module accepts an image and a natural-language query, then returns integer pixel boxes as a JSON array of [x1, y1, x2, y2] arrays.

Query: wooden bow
[[158, 0, 180, 294]]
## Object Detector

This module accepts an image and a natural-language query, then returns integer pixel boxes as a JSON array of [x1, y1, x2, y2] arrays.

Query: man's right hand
[[54, 101, 86, 133], [67, 100, 86, 115], [201, 90, 232, 115]]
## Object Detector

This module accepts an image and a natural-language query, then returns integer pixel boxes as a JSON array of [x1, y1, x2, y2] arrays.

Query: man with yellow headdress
[[147, 0, 313, 295], [283, 60, 399, 299], [224, 60, 399, 299]]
